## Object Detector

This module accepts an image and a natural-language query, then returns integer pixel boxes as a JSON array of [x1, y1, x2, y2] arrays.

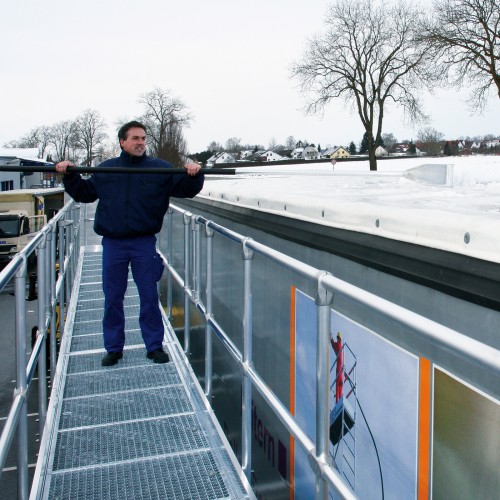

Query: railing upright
[[48, 224, 58, 384], [15, 257, 29, 500], [241, 239, 254, 482], [37, 237, 48, 434], [183, 212, 192, 355], [204, 224, 214, 398], [166, 209, 173, 321], [315, 273, 334, 499]]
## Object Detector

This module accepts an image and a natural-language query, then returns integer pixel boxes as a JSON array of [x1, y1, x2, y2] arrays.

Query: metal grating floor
[[31, 246, 253, 500]]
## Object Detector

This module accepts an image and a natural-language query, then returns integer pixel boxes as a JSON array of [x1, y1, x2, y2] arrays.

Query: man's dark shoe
[[147, 348, 169, 364], [101, 351, 123, 367]]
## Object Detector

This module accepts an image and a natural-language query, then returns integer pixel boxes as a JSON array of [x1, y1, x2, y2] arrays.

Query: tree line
[[4, 88, 190, 168]]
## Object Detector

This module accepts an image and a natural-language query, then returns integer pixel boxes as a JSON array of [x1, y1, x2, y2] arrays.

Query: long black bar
[[0, 165, 236, 175]]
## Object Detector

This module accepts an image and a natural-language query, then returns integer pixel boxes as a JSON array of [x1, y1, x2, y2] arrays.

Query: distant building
[[375, 146, 389, 157], [259, 151, 284, 162], [302, 146, 321, 161], [206, 152, 236, 167], [328, 146, 351, 159]]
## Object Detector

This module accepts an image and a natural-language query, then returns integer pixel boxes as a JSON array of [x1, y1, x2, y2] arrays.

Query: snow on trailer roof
[[200, 156, 500, 264]]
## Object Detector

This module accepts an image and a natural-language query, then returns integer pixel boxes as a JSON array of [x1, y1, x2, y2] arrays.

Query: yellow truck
[[0, 188, 65, 267]]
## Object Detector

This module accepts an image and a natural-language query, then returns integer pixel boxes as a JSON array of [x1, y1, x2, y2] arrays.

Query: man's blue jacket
[[63, 151, 204, 238]]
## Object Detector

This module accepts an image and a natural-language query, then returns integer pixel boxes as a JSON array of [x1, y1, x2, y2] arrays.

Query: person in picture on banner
[[331, 331, 344, 403]]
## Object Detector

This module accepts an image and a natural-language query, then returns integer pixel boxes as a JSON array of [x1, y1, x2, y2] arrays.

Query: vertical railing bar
[[204, 225, 214, 398], [37, 237, 48, 435], [193, 217, 201, 303], [315, 272, 334, 499], [15, 257, 28, 500], [49, 224, 58, 384], [58, 221, 68, 335], [166, 208, 173, 321], [183, 212, 192, 355], [241, 238, 254, 481]]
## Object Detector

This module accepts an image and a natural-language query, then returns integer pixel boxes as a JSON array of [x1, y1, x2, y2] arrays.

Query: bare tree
[[139, 87, 191, 166], [50, 120, 77, 162], [74, 109, 108, 166], [291, 0, 436, 170], [382, 132, 399, 150], [417, 126, 445, 155], [421, 0, 500, 109], [285, 136, 296, 150], [225, 137, 242, 153], [207, 141, 223, 152]]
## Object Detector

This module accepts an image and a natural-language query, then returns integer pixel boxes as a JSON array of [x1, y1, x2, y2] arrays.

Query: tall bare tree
[[49, 120, 77, 162], [139, 87, 191, 166], [291, 0, 436, 170], [74, 109, 108, 166], [421, 0, 500, 109]]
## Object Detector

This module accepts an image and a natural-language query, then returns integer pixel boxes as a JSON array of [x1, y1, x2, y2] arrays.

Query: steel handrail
[[0, 199, 79, 498], [168, 202, 500, 500]]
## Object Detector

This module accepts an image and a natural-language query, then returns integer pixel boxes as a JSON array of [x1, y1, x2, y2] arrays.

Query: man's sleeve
[[63, 172, 99, 203]]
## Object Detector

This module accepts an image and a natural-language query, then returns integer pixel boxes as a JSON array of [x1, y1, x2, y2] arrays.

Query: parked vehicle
[[0, 188, 64, 266]]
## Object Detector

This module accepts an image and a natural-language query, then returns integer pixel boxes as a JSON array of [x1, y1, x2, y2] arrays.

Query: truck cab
[[0, 210, 47, 266]]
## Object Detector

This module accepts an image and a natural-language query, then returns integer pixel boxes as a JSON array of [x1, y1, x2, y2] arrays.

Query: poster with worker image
[[292, 288, 419, 499]]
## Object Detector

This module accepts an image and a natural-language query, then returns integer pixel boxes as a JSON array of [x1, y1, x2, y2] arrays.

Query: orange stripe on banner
[[418, 357, 431, 500], [289, 286, 296, 500]]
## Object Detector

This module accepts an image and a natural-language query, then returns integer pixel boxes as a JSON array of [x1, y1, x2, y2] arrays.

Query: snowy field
[[200, 156, 500, 263]]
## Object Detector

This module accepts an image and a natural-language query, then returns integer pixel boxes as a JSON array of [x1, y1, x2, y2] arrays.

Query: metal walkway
[[31, 246, 253, 499]]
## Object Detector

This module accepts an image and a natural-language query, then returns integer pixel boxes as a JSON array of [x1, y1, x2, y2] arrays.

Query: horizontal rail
[[0, 165, 236, 175], [176, 206, 500, 379]]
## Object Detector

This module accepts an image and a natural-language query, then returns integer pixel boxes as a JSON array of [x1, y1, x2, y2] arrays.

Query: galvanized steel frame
[[0, 199, 80, 498], [166, 203, 500, 500]]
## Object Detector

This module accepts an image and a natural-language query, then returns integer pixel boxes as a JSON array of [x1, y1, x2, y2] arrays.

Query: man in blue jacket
[[56, 120, 204, 366]]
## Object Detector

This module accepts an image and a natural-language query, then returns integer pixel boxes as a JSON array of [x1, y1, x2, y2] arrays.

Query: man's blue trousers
[[102, 235, 164, 353]]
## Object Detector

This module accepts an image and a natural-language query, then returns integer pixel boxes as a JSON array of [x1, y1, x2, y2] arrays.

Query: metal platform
[[31, 247, 254, 499]]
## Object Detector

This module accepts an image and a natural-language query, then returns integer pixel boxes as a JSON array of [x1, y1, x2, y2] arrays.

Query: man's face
[[120, 127, 146, 156]]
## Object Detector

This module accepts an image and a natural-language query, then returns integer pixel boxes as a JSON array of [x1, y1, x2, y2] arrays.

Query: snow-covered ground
[[200, 156, 500, 263]]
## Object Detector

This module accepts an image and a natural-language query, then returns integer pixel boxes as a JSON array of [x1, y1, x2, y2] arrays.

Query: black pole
[[0, 165, 236, 175]]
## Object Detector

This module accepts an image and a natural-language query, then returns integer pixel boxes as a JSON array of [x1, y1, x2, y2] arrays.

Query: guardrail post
[[72, 204, 81, 265], [192, 216, 201, 303], [183, 212, 192, 355], [48, 224, 58, 384], [83, 203, 88, 246], [315, 272, 334, 499], [166, 208, 173, 321], [241, 239, 254, 482], [15, 257, 29, 500], [37, 236, 48, 435], [58, 221, 70, 335], [204, 225, 214, 398]]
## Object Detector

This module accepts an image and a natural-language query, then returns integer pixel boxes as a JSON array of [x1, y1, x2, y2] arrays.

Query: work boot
[[146, 348, 169, 364], [101, 351, 123, 366]]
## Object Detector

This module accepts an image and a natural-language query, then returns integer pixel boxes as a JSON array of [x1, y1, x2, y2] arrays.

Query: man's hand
[[55, 160, 75, 173], [184, 162, 202, 176]]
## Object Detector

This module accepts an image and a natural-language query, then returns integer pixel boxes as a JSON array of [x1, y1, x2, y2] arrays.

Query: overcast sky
[[3, 0, 499, 154]]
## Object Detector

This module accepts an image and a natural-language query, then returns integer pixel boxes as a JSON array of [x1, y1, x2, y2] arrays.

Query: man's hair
[[118, 120, 147, 141]]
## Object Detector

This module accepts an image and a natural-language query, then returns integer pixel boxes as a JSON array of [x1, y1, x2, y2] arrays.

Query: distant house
[[291, 147, 304, 159], [259, 151, 284, 162], [329, 146, 351, 158], [393, 143, 424, 156], [206, 152, 236, 167], [302, 146, 321, 161], [239, 150, 254, 160], [375, 146, 389, 157]]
